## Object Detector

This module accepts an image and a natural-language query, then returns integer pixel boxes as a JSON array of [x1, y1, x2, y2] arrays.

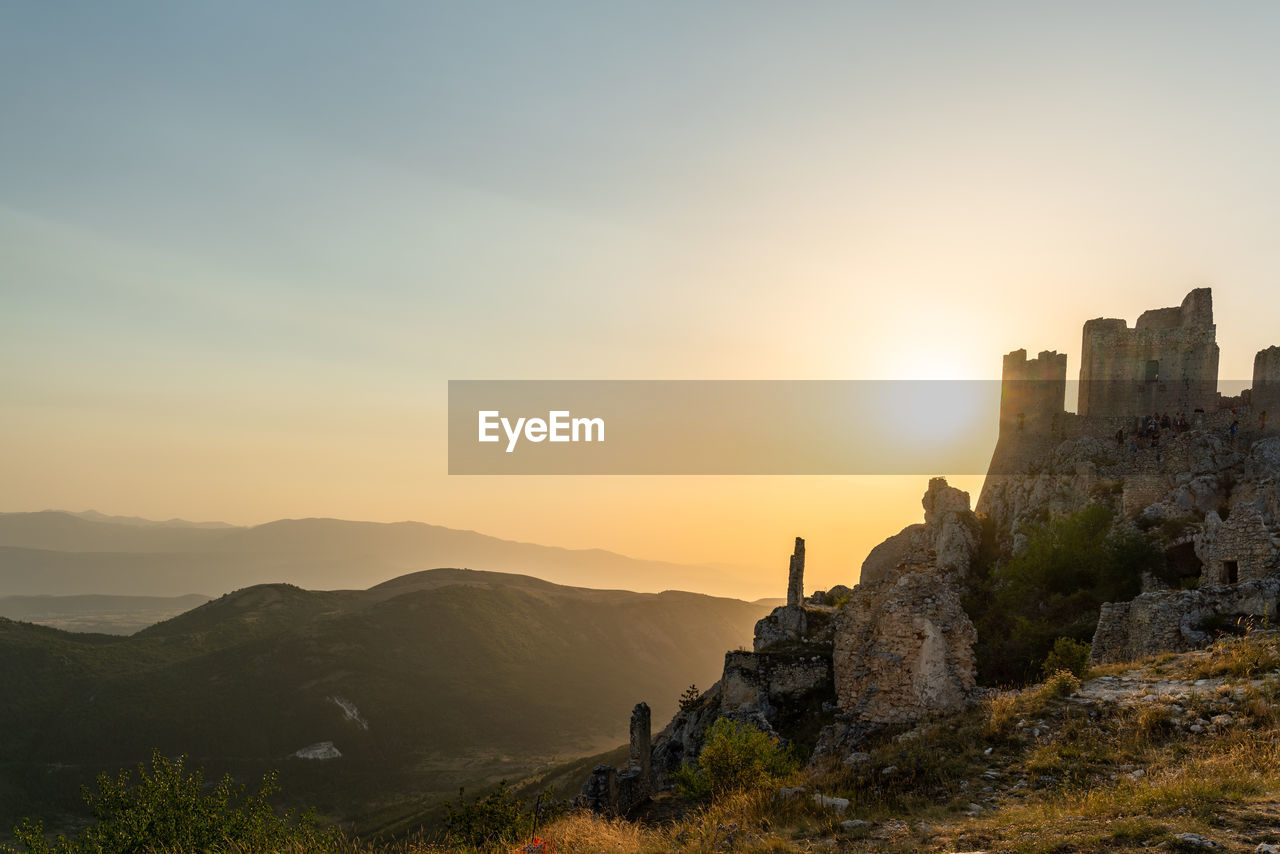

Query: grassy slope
[[0, 572, 770, 837], [524, 631, 1280, 853]]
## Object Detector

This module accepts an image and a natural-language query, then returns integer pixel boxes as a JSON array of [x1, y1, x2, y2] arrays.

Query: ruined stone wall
[[1254, 347, 1280, 431], [578, 701, 654, 815], [1196, 505, 1280, 586], [786, 537, 805, 607], [1078, 288, 1219, 417], [1090, 576, 1280, 664], [999, 348, 1067, 433], [721, 649, 833, 713]]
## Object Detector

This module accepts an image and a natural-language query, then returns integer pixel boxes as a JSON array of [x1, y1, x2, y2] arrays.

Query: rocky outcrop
[[833, 566, 978, 724], [645, 541, 840, 794], [650, 681, 723, 788], [833, 478, 981, 726], [754, 536, 837, 653], [860, 478, 981, 585], [1091, 576, 1280, 664], [578, 702, 655, 815]]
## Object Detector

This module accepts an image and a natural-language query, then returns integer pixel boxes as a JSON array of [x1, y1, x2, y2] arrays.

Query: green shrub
[[442, 780, 560, 847], [967, 505, 1162, 686], [1042, 669, 1081, 699], [1, 750, 333, 854], [1042, 636, 1092, 678], [673, 718, 798, 800]]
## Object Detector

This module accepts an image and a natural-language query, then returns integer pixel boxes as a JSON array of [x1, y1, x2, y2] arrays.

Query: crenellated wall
[[999, 348, 1067, 433], [1078, 288, 1220, 417]]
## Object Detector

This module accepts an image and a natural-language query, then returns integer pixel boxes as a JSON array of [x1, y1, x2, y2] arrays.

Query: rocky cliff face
[[584, 421, 1280, 810], [980, 421, 1280, 664], [586, 479, 985, 809], [833, 570, 977, 725], [860, 478, 981, 585]]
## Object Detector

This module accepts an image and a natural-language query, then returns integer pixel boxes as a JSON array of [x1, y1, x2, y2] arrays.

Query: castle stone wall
[[1000, 349, 1067, 433], [1254, 346, 1280, 430], [1091, 576, 1280, 664], [1078, 288, 1219, 417]]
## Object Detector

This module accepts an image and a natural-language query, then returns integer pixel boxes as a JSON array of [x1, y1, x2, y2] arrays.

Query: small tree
[[672, 717, 797, 800], [442, 780, 560, 847], [1041, 636, 1091, 678], [2, 751, 333, 854], [678, 684, 701, 712]]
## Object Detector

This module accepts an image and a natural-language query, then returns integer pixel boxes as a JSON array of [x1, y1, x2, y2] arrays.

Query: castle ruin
[[581, 287, 1280, 810], [1078, 287, 1219, 417], [983, 287, 1280, 664]]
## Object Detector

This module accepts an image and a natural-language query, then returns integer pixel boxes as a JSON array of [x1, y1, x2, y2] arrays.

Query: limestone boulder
[[860, 477, 981, 584], [832, 570, 978, 725]]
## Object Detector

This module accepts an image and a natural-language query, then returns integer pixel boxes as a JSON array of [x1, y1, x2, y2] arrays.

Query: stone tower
[[786, 537, 805, 607], [1078, 288, 1219, 417], [998, 348, 1067, 434]]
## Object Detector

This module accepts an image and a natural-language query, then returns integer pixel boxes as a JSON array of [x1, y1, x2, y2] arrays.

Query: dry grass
[[535, 810, 650, 853], [118, 637, 1280, 853], [1183, 631, 1280, 679]]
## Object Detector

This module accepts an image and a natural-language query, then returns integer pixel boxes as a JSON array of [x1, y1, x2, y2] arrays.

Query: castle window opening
[[1145, 360, 1160, 383], [1223, 560, 1239, 585]]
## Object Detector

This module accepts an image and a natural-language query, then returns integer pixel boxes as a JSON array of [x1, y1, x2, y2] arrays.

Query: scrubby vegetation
[[671, 718, 800, 800], [966, 504, 1163, 685], [10, 633, 1280, 851], [0, 751, 334, 854], [440, 782, 561, 849]]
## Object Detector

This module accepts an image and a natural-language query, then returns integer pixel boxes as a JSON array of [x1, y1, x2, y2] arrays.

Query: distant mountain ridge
[[0, 568, 774, 834], [62, 510, 237, 529], [0, 511, 770, 599]]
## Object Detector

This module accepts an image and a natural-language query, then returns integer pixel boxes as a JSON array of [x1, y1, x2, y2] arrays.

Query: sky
[[4, 2, 1280, 596]]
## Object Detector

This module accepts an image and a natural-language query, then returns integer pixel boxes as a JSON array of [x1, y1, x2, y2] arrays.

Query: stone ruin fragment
[[580, 479, 984, 808]]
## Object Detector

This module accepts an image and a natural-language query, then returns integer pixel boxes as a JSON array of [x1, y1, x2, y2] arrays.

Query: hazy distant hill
[[65, 510, 237, 529], [0, 569, 776, 835], [0, 593, 210, 634], [0, 511, 767, 599]]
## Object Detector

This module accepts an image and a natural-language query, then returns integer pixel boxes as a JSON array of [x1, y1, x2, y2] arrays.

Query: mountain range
[[0, 510, 769, 600], [0, 568, 777, 836]]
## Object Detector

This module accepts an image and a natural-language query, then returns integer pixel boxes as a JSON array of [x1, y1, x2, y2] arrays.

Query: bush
[[672, 718, 798, 800], [1042, 636, 1092, 679], [1, 750, 333, 854], [1042, 669, 1081, 699], [442, 780, 561, 847], [967, 505, 1162, 685]]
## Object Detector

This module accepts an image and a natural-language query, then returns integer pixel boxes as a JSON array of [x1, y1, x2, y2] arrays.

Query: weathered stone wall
[[1000, 348, 1067, 433], [1196, 505, 1280, 586], [786, 537, 805, 607], [753, 603, 836, 653], [721, 649, 833, 713], [1091, 576, 1280, 664], [1254, 346, 1280, 430], [577, 701, 653, 815], [833, 570, 977, 724], [1078, 288, 1220, 417]]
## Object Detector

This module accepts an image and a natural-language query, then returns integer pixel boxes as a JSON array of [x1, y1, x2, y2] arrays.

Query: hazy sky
[[5, 3, 1280, 595]]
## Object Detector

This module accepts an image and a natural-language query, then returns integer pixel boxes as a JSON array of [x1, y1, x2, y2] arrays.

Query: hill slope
[[0, 569, 773, 835]]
